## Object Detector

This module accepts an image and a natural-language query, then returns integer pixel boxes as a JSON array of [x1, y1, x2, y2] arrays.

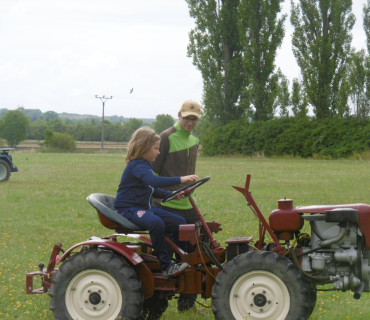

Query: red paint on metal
[[179, 224, 199, 245], [189, 196, 221, 248], [47, 243, 62, 273], [134, 263, 155, 298], [278, 199, 293, 210], [284, 203, 370, 249], [59, 239, 143, 265], [269, 207, 304, 233], [233, 174, 284, 252], [25, 269, 58, 294], [278, 231, 295, 240], [26, 270, 47, 294], [225, 237, 253, 244], [206, 221, 222, 233]]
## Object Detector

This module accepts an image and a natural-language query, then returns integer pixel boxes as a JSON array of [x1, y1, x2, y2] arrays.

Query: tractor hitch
[[26, 243, 62, 294]]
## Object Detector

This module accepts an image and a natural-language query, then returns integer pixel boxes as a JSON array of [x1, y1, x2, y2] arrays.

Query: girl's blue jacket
[[114, 158, 181, 210]]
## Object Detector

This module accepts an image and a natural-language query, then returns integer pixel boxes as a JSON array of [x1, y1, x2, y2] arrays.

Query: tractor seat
[[86, 193, 146, 233]]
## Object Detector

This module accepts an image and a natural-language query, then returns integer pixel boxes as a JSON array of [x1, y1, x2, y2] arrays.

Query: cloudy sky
[[0, 0, 368, 119]]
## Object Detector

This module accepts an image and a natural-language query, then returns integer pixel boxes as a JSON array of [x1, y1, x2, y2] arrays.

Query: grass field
[[1, 152, 370, 319]]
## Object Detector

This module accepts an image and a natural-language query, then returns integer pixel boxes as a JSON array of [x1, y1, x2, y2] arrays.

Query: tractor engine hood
[[270, 203, 370, 249]]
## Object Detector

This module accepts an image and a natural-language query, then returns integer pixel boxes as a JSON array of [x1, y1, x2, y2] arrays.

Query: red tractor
[[26, 175, 370, 320]]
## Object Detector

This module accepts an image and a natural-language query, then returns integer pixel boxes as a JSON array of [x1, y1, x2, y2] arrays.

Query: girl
[[114, 127, 198, 276]]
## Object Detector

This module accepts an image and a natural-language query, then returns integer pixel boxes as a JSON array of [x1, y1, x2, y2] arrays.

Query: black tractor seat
[[86, 193, 146, 233]]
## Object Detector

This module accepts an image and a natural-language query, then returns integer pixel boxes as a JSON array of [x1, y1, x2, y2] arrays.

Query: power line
[[112, 96, 184, 102]]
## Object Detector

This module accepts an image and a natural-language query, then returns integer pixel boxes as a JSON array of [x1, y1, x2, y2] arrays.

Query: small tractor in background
[[26, 175, 370, 320], [0, 148, 18, 182]]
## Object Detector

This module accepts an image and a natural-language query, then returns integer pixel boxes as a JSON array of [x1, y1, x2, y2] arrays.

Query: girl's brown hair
[[125, 127, 160, 163]]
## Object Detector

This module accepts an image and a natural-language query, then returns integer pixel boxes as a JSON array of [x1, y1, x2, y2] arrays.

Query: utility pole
[[95, 95, 113, 149]]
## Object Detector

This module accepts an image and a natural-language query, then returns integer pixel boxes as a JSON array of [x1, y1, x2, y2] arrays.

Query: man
[[152, 100, 200, 312]]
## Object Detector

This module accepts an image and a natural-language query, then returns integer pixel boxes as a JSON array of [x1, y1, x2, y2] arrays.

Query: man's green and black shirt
[[152, 121, 199, 210]]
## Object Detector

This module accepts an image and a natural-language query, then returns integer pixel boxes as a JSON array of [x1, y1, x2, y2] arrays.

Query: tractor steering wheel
[[162, 176, 210, 203]]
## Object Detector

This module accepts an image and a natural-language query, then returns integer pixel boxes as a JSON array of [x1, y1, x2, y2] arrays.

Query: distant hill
[[0, 108, 155, 124], [58, 112, 155, 124]]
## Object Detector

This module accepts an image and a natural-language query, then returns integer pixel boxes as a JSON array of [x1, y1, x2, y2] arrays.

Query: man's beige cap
[[179, 100, 201, 118]]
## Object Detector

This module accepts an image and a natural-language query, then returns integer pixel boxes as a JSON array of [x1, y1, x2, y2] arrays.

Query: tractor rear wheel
[[49, 250, 144, 320], [0, 160, 10, 182], [212, 250, 311, 320]]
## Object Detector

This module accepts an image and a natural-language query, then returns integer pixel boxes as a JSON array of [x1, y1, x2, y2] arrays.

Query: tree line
[[0, 107, 144, 124], [0, 109, 175, 147], [186, 0, 370, 123]]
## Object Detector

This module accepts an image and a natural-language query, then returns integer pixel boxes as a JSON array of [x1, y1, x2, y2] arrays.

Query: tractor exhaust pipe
[[353, 282, 365, 300]]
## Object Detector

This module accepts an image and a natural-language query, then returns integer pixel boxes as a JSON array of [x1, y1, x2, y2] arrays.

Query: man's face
[[178, 113, 199, 132]]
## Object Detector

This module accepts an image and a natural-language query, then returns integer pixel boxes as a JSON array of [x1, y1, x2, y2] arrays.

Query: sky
[[0, 0, 368, 119]]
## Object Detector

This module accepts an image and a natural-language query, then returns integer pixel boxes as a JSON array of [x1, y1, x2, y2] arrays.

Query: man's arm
[[152, 131, 170, 176]]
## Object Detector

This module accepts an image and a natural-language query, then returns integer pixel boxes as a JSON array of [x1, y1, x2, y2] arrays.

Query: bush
[[39, 129, 54, 147], [49, 133, 76, 151], [200, 117, 370, 158], [40, 131, 76, 151]]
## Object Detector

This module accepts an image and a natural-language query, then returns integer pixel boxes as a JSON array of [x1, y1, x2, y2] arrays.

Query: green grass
[[1, 153, 370, 319]]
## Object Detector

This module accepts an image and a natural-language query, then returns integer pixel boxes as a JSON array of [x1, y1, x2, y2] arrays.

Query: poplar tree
[[291, 78, 308, 117], [347, 50, 368, 118], [186, 0, 247, 125], [277, 71, 291, 117], [363, 0, 370, 54], [239, 0, 286, 121], [362, 1, 370, 117], [290, 0, 355, 118]]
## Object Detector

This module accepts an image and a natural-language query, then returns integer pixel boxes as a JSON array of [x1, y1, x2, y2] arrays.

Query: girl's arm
[[153, 188, 172, 199], [153, 188, 187, 200], [132, 162, 180, 187], [133, 161, 199, 188]]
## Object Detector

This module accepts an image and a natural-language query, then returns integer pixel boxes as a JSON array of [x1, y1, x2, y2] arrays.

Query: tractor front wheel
[[0, 160, 10, 182], [140, 291, 168, 320], [49, 250, 144, 320], [212, 250, 311, 320]]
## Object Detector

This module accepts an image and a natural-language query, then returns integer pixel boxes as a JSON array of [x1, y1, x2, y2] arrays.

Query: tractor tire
[[49, 249, 144, 320], [0, 160, 10, 182], [140, 292, 168, 320], [212, 250, 311, 320], [307, 284, 317, 318]]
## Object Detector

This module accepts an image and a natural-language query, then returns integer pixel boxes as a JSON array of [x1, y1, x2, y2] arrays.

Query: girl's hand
[[180, 175, 199, 183], [172, 190, 186, 200]]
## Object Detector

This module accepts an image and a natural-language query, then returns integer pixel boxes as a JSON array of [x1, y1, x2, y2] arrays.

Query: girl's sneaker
[[162, 262, 189, 277]]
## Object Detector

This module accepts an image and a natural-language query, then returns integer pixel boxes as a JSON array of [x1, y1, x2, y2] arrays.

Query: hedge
[[200, 117, 370, 158]]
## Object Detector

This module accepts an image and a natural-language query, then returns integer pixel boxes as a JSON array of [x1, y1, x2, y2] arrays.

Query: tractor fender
[[103, 233, 152, 245], [58, 239, 143, 265]]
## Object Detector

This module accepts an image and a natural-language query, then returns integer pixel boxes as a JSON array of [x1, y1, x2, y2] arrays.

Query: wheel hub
[[89, 292, 102, 305], [66, 269, 122, 320], [229, 270, 290, 320], [0, 165, 6, 179], [253, 294, 267, 307]]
